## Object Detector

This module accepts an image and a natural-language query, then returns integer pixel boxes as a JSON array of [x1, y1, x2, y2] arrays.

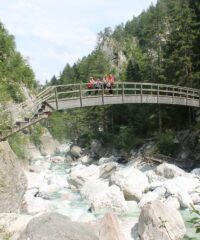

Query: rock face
[[138, 200, 186, 240], [111, 166, 149, 201], [0, 141, 27, 212], [20, 213, 98, 240], [39, 130, 58, 156], [98, 212, 127, 240]]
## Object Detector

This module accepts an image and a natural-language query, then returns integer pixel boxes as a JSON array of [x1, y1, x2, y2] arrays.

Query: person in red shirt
[[107, 74, 115, 94], [87, 77, 94, 95]]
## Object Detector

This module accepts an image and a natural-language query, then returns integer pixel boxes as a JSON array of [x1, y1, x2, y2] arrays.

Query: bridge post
[[199, 90, 200, 107], [79, 84, 82, 107], [186, 89, 188, 106], [140, 84, 143, 103], [55, 87, 58, 110], [102, 86, 104, 105], [172, 87, 174, 104], [157, 85, 159, 104], [122, 83, 124, 103]]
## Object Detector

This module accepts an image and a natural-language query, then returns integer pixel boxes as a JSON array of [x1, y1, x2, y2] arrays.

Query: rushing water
[[25, 154, 200, 239]]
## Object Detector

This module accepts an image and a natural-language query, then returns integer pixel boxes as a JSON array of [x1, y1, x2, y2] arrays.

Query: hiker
[[94, 78, 102, 95], [107, 74, 115, 94], [87, 77, 94, 95], [102, 75, 108, 89]]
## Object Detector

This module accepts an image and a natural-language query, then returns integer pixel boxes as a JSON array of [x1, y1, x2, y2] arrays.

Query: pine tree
[[163, 0, 196, 87]]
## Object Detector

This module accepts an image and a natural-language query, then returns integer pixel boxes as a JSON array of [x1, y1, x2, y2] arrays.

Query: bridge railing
[[47, 82, 200, 104]]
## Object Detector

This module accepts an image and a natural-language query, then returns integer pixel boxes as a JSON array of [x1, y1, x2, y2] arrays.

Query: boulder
[[50, 155, 65, 163], [165, 196, 180, 210], [90, 139, 105, 158], [70, 145, 82, 158], [190, 193, 200, 205], [98, 212, 127, 240], [0, 141, 27, 212], [138, 200, 186, 240], [0, 213, 32, 240], [20, 213, 98, 240], [163, 176, 199, 195], [156, 163, 186, 179], [79, 155, 93, 164], [65, 153, 74, 163], [177, 191, 193, 209], [68, 164, 100, 189], [138, 192, 159, 208], [153, 187, 166, 197], [39, 130, 59, 156], [111, 167, 149, 201], [99, 155, 118, 165], [145, 169, 166, 184], [191, 168, 200, 176], [100, 162, 118, 179], [24, 140, 41, 160], [80, 179, 127, 213], [56, 143, 71, 153]]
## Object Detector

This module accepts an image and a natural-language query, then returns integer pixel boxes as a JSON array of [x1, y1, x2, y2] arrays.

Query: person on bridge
[[87, 77, 95, 95], [107, 74, 115, 94], [94, 78, 102, 95]]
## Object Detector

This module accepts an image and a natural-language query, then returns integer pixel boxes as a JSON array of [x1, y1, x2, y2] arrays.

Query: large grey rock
[[80, 179, 127, 213], [98, 212, 127, 240], [138, 200, 186, 240], [163, 176, 199, 195], [0, 213, 32, 240], [20, 213, 98, 240], [24, 140, 41, 160], [70, 145, 82, 158], [90, 139, 105, 158], [99, 155, 118, 165], [177, 191, 193, 209], [68, 164, 100, 189], [156, 163, 186, 179], [100, 162, 118, 179], [0, 141, 27, 212], [39, 130, 59, 156], [111, 166, 149, 201], [138, 192, 159, 208], [165, 196, 180, 210], [191, 168, 200, 176]]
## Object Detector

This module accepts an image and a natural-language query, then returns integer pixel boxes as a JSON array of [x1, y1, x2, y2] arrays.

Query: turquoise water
[[181, 208, 200, 240], [30, 156, 200, 239]]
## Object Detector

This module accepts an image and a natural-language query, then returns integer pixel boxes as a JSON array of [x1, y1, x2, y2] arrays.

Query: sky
[[0, 0, 157, 84]]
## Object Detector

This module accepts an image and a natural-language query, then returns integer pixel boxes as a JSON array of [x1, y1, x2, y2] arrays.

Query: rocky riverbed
[[0, 141, 200, 239]]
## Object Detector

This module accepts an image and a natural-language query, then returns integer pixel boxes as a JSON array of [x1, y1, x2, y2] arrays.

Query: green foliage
[[188, 205, 200, 234], [29, 124, 45, 146], [156, 131, 179, 156], [8, 133, 29, 159], [46, 0, 200, 151], [0, 225, 12, 240], [0, 21, 36, 103]]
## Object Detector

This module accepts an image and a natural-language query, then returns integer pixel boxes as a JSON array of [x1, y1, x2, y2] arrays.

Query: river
[[24, 151, 200, 240]]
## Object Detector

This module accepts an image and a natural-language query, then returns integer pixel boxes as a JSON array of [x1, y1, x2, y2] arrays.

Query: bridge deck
[[48, 94, 200, 110]]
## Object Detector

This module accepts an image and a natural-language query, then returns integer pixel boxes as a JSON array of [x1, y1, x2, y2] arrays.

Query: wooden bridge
[[0, 82, 200, 141]]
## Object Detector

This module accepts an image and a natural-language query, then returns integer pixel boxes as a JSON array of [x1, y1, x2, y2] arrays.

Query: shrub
[[157, 131, 179, 156]]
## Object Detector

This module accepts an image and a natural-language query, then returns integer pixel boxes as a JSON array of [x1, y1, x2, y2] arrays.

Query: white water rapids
[[23, 150, 200, 240]]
